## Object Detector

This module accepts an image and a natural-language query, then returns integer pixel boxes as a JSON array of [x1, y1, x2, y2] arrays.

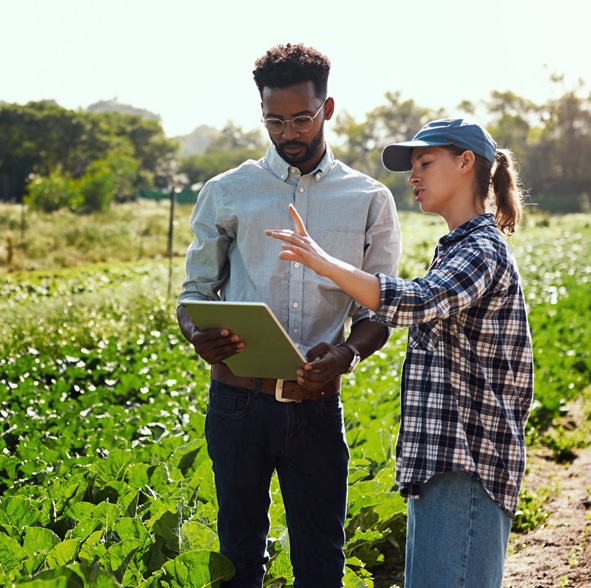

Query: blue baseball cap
[[381, 118, 497, 171]]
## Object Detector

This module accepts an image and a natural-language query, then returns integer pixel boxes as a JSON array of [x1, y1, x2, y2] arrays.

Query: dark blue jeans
[[205, 379, 349, 588]]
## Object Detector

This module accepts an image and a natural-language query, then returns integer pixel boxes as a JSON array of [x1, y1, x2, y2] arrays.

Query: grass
[[0, 200, 194, 273]]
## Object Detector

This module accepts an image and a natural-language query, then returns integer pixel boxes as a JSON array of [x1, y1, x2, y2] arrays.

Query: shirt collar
[[266, 143, 334, 182], [439, 214, 497, 248]]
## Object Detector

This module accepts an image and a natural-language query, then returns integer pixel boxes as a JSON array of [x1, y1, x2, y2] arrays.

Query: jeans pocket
[[207, 380, 252, 419], [320, 394, 344, 422]]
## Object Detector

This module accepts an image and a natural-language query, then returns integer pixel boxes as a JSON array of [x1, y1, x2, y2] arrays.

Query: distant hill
[[86, 98, 161, 122], [174, 125, 216, 156]]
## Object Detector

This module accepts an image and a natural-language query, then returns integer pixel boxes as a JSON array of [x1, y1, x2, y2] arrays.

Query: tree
[[333, 92, 440, 208], [178, 123, 266, 187], [528, 82, 591, 212], [0, 102, 178, 202], [0, 101, 84, 200], [485, 91, 537, 163], [207, 122, 265, 152], [105, 153, 140, 202]]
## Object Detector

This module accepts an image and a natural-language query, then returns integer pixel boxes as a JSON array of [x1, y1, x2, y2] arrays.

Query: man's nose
[[282, 122, 300, 140]]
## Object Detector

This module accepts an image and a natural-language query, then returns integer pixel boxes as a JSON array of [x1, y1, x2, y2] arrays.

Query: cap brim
[[381, 139, 451, 171]]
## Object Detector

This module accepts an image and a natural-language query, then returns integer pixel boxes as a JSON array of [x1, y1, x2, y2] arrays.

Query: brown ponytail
[[446, 145, 525, 235], [490, 149, 524, 235]]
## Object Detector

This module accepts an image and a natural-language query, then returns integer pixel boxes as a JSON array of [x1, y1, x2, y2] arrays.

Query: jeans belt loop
[[253, 378, 262, 397], [275, 379, 299, 403]]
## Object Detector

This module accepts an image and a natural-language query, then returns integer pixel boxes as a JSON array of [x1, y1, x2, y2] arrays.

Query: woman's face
[[408, 146, 466, 218]]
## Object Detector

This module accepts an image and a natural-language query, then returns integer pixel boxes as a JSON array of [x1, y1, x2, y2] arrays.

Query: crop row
[[1, 213, 590, 586]]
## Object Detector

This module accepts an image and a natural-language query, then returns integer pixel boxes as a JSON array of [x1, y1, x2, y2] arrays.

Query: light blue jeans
[[405, 471, 512, 588]]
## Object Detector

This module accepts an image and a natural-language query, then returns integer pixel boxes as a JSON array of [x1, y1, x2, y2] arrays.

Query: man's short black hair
[[253, 43, 330, 99]]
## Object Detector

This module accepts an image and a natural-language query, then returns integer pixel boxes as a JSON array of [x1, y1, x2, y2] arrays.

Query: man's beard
[[275, 126, 324, 167]]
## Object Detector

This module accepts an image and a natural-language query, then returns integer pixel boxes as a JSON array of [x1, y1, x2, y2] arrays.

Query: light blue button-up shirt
[[179, 144, 402, 358]]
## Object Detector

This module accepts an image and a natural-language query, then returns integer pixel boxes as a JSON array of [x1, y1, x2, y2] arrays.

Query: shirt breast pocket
[[408, 322, 441, 352], [316, 229, 365, 268]]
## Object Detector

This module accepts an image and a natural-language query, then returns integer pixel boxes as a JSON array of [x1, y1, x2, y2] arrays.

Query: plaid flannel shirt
[[372, 214, 533, 516]]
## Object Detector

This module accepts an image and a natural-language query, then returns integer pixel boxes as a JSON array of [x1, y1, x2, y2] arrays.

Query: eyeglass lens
[[263, 99, 326, 134], [264, 116, 314, 134]]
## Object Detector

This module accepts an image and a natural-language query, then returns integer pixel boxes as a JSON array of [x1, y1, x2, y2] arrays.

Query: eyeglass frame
[[261, 98, 328, 135]]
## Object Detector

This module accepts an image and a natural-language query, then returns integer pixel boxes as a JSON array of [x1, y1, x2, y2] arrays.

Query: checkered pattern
[[372, 214, 533, 516]]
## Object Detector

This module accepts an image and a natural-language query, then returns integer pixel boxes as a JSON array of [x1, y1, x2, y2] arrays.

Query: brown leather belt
[[210, 363, 340, 402]]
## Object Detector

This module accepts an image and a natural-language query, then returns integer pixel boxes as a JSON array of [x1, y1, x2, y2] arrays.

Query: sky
[[2, 0, 590, 139]]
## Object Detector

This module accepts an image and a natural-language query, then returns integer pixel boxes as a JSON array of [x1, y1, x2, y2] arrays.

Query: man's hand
[[176, 305, 245, 365], [294, 342, 353, 391]]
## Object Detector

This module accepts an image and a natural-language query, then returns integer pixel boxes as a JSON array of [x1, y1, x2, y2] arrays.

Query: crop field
[[1, 203, 590, 586]]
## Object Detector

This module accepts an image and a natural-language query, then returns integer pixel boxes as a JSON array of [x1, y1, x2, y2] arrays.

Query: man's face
[[260, 81, 333, 175]]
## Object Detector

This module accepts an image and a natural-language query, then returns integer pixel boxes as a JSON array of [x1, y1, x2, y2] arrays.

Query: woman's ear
[[459, 150, 476, 174]]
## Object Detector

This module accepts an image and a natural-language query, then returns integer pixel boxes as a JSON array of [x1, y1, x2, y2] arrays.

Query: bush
[[79, 161, 114, 213], [24, 173, 82, 213]]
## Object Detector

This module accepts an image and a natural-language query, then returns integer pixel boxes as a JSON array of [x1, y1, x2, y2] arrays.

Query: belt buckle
[[275, 379, 297, 403]]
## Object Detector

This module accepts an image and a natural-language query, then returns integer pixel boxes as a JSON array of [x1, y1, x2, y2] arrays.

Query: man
[[177, 43, 401, 587]]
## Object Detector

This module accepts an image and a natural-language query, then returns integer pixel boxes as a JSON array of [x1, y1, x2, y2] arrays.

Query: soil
[[502, 443, 591, 587], [377, 401, 591, 588]]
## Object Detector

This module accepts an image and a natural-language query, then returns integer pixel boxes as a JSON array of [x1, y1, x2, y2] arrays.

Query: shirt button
[[294, 263, 300, 268], [292, 302, 299, 309], [298, 187, 304, 193]]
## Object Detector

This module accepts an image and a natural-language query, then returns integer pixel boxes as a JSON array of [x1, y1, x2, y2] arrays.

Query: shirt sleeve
[[372, 242, 505, 327], [177, 181, 231, 305], [351, 186, 402, 325]]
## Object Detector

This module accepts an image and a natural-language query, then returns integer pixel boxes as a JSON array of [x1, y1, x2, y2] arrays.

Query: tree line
[[1, 76, 590, 213], [0, 101, 178, 212]]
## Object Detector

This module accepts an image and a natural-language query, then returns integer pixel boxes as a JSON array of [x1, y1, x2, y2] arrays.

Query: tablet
[[180, 300, 306, 379]]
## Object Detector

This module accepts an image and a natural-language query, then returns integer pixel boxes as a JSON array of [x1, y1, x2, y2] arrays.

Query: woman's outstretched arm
[[266, 203, 381, 311]]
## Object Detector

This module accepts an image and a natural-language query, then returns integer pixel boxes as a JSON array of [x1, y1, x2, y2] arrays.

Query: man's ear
[[324, 97, 335, 122]]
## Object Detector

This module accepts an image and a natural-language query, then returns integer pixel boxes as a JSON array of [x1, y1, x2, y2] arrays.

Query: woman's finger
[[288, 203, 308, 237]]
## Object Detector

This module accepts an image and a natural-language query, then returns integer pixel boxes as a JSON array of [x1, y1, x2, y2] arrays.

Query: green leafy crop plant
[[1, 210, 590, 586]]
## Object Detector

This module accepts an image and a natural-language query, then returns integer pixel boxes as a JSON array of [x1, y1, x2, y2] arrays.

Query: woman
[[266, 118, 534, 588]]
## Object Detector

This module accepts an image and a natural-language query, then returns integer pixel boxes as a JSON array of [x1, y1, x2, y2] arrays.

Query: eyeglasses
[[261, 99, 327, 135]]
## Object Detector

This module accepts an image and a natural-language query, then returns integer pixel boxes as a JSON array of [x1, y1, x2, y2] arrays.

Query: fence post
[[167, 187, 176, 300]]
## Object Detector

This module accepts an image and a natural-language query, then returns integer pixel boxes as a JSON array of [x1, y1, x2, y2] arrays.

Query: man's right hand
[[176, 305, 245, 365]]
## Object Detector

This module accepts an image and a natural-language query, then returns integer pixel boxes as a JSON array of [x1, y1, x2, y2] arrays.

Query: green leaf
[[67, 517, 103, 541], [151, 508, 181, 555], [23, 526, 61, 555], [0, 496, 42, 536], [103, 537, 143, 577], [66, 501, 96, 522], [161, 550, 234, 587], [343, 565, 375, 587], [78, 530, 107, 564], [179, 521, 219, 553], [92, 449, 135, 484], [90, 501, 122, 531], [113, 517, 150, 546], [0, 532, 27, 573], [18, 561, 121, 587], [45, 538, 80, 567]]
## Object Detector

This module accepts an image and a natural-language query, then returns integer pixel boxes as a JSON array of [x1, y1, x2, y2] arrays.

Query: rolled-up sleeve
[[178, 182, 231, 305]]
